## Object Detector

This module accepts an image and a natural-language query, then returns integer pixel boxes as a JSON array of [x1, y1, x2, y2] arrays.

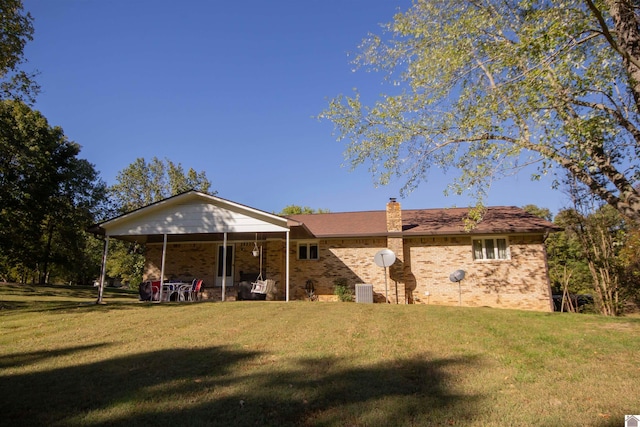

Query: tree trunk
[[40, 219, 55, 285], [606, 0, 640, 109]]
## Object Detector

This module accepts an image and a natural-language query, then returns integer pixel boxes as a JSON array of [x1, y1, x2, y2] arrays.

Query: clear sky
[[23, 0, 567, 216]]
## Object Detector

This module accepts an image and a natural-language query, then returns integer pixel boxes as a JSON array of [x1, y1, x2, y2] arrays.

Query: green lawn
[[1, 283, 638, 426]]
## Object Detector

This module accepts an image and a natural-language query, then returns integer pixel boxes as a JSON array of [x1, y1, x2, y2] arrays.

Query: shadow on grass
[[0, 344, 110, 369], [0, 344, 479, 426], [0, 300, 147, 315], [0, 283, 222, 315]]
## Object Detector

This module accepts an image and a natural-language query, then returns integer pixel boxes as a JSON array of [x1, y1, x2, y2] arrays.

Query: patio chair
[[181, 279, 203, 301], [173, 279, 193, 301], [150, 281, 161, 301], [166, 282, 185, 301]]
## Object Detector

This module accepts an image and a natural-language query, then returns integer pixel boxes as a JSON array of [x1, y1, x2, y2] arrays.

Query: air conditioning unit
[[355, 284, 373, 303]]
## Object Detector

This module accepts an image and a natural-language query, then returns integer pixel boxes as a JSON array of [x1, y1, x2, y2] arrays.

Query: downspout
[[286, 230, 290, 302], [222, 232, 227, 302], [159, 233, 168, 302], [96, 236, 109, 304]]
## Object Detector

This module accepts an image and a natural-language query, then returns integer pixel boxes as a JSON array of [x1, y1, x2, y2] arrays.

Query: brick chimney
[[385, 197, 406, 304], [386, 197, 402, 233]]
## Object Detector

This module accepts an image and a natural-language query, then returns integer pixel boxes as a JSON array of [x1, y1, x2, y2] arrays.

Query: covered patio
[[88, 191, 293, 303]]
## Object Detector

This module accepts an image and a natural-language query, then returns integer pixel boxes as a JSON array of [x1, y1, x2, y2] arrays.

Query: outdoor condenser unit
[[355, 284, 373, 303]]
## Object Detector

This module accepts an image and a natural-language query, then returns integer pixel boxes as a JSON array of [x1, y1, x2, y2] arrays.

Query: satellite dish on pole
[[449, 269, 465, 283], [374, 249, 396, 303], [449, 269, 465, 306], [374, 249, 396, 267]]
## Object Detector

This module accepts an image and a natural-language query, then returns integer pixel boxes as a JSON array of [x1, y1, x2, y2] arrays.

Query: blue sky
[[23, 0, 566, 216]]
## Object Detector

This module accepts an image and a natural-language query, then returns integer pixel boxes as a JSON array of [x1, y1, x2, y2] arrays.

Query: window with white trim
[[472, 237, 509, 260], [298, 242, 319, 260]]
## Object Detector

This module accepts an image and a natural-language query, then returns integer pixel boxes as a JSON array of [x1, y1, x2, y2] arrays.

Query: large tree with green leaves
[[0, 0, 38, 103], [109, 157, 212, 213], [321, 0, 640, 222], [0, 100, 107, 283]]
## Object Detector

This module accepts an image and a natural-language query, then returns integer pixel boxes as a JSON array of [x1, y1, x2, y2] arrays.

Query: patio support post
[[286, 230, 290, 302], [222, 232, 228, 301], [159, 233, 168, 302], [96, 236, 109, 304]]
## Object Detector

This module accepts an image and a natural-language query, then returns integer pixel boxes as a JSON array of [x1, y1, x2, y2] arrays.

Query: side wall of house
[[405, 235, 553, 311], [287, 238, 392, 302]]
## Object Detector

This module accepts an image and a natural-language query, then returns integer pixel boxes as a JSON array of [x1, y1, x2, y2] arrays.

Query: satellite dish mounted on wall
[[374, 249, 396, 303], [449, 269, 466, 306]]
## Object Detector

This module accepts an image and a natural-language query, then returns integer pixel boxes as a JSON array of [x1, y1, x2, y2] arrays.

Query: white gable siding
[[104, 199, 288, 236]]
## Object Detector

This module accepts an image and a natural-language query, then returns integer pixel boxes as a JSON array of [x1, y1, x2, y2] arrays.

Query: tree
[[522, 204, 553, 222], [545, 209, 594, 310], [0, 100, 107, 283], [279, 205, 331, 215], [557, 179, 628, 315], [617, 224, 640, 308], [38, 157, 109, 284], [109, 157, 212, 213], [320, 0, 640, 223], [0, 0, 39, 103], [104, 157, 213, 287]]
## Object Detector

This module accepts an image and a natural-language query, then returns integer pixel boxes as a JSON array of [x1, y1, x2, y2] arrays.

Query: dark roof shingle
[[286, 206, 561, 238]]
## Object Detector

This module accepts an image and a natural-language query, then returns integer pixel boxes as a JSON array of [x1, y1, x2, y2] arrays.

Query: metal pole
[[222, 232, 227, 302], [286, 230, 290, 302], [159, 233, 167, 302], [96, 237, 109, 304], [384, 266, 389, 303]]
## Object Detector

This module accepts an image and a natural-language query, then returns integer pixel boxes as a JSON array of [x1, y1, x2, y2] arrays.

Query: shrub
[[333, 278, 353, 302]]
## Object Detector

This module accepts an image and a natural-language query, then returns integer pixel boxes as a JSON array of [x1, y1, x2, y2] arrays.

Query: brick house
[[90, 190, 560, 311]]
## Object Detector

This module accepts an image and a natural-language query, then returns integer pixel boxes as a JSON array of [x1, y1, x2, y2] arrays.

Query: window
[[473, 237, 509, 260], [298, 242, 319, 260]]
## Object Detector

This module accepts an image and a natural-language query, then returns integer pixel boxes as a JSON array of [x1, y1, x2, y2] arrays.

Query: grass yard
[[0, 284, 638, 427]]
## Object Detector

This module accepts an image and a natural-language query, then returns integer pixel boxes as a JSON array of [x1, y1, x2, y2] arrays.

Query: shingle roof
[[286, 206, 561, 238]]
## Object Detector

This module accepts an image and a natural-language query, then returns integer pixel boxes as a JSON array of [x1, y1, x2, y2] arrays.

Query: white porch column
[[222, 232, 228, 302], [159, 233, 168, 302], [286, 230, 290, 302], [96, 236, 109, 304]]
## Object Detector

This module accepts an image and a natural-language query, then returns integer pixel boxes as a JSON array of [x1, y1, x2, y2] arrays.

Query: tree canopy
[[0, 100, 106, 283], [279, 205, 331, 215], [109, 157, 212, 213], [0, 0, 38, 102], [320, 0, 640, 222]]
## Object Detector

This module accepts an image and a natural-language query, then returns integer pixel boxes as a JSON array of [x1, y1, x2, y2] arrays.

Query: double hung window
[[298, 242, 319, 260], [472, 237, 509, 260]]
